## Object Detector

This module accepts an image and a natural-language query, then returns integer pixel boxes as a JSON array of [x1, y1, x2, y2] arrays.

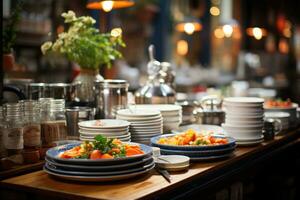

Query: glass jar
[[3, 103, 24, 155], [20, 100, 41, 148], [0, 106, 7, 158], [40, 99, 67, 146]]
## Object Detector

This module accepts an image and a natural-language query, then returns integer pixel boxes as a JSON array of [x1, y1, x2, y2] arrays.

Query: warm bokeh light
[[177, 40, 188, 56], [222, 24, 233, 38], [210, 6, 220, 16], [184, 23, 195, 35], [246, 27, 267, 40], [102, 1, 114, 12], [214, 28, 224, 39], [111, 28, 122, 37], [279, 38, 289, 54], [253, 27, 263, 40]]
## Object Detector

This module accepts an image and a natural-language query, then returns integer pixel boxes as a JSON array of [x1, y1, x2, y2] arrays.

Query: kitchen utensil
[[28, 83, 48, 100], [263, 118, 282, 140], [194, 96, 225, 125], [94, 79, 129, 119], [47, 82, 82, 105], [65, 107, 94, 140]]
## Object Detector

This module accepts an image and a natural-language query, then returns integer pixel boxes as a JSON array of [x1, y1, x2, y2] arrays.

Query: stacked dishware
[[222, 97, 265, 146], [44, 142, 154, 182], [264, 103, 298, 128], [129, 104, 182, 132], [116, 109, 163, 144], [151, 134, 236, 161], [78, 119, 131, 142], [264, 112, 290, 130]]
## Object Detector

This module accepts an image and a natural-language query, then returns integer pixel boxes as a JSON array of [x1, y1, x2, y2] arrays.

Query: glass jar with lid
[[20, 100, 41, 149], [0, 106, 7, 158], [3, 103, 24, 155], [40, 99, 67, 146]]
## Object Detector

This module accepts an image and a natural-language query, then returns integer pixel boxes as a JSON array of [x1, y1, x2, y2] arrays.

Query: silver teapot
[[135, 45, 176, 104]]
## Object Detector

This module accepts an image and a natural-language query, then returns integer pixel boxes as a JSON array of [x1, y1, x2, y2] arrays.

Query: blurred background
[[2, 0, 300, 103]]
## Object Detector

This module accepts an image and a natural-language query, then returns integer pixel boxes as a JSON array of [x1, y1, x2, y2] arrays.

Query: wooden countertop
[[1, 128, 300, 200]]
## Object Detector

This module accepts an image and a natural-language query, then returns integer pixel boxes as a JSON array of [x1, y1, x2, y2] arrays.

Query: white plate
[[80, 137, 131, 142], [130, 119, 163, 125], [129, 104, 182, 112], [80, 132, 131, 138], [264, 112, 290, 118], [130, 127, 162, 132], [117, 109, 161, 117], [78, 119, 130, 129], [230, 134, 264, 141], [222, 123, 263, 128], [236, 139, 264, 146], [224, 97, 264, 104], [225, 119, 263, 125], [117, 115, 162, 121], [79, 128, 128, 135]]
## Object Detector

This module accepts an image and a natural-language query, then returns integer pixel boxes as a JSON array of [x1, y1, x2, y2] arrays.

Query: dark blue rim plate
[[45, 159, 155, 176], [150, 134, 236, 151], [46, 142, 153, 165], [44, 164, 155, 182], [159, 145, 236, 157], [45, 155, 153, 171]]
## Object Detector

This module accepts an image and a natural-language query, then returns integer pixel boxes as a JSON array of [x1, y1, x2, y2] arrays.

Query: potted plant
[[2, 1, 22, 71], [41, 10, 125, 102]]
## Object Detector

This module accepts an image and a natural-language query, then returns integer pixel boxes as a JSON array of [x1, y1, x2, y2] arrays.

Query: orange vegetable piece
[[101, 153, 113, 159], [126, 148, 144, 157], [90, 150, 102, 160]]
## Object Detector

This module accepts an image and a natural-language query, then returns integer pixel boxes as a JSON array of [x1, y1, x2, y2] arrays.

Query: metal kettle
[[193, 96, 225, 125], [135, 45, 176, 104]]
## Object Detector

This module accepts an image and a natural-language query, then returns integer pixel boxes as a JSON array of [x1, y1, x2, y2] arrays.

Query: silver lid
[[94, 79, 129, 88]]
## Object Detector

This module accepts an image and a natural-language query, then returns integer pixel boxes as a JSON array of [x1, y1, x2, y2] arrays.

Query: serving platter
[[78, 119, 130, 129]]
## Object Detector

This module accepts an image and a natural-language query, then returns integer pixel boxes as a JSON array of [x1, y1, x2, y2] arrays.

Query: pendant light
[[87, 0, 135, 12]]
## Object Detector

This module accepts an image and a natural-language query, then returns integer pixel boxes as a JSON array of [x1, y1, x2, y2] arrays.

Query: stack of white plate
[[116, 109, 163, 144], [78, 119, 131, 142], [129, 104, 182, 132], [264, 112, 290, 130], [222, 97, 265, 146]]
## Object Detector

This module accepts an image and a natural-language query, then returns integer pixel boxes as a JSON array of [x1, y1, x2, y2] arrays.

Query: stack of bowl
[[116, 109, 163, 144], [44, 142, 154, 182], [222, 97, 265, 146], [264, 112, 290, 131], [129, 104, 182, 132], [78, 119, 131, 142]]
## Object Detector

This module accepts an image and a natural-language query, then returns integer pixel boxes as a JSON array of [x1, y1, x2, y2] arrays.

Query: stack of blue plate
[[44, 142, 154, 182], [151, 134, 236, 161]]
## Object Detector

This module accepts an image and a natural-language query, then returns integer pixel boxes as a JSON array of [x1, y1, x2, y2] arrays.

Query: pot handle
[[3, 85, 26, 100]]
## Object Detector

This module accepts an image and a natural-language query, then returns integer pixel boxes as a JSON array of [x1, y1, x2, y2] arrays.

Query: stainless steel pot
[[193, 96, 225, 125], [175, 100, 199, 125], [94, 79, 129, 119], [28, 83, 48, 100], [47, 82, 81, 102]]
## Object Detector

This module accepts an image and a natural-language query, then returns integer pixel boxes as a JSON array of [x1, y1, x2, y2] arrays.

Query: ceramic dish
[[78, 119, 130, 129], [45, 155, 153, 171], [187, 152, 234, 161], [44, 164, 155, 182], [45, 159, 155, 176], [46, 142, 153, 165], [159, 145, 236, 157], [155, 155, 190, 167], [173, 124, 227, 136], [117, 109, 161, 117], [151, 134, 236, 151], [117, 116, 162, 121], [79, 126, 129, 132]]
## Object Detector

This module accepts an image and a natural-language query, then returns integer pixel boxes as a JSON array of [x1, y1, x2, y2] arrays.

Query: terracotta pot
[[3, 53, 15, 71]]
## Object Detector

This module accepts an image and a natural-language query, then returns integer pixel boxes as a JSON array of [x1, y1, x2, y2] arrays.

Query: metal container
[[94, 79, 129, 119], [47, 82, 81, 103], [28, 83, 48, 100], [175, 100, 199, 125], [193, 96, 225, 125], [65, 107, 94, 139]]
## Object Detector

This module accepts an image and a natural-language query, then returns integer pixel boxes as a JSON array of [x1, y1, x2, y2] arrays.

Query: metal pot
[[193, 96, 225, 125], [28, 83, 48, 100], [175, 100, 199, 125], [47, 82, 81, 103], [94, 79, 129, 119]]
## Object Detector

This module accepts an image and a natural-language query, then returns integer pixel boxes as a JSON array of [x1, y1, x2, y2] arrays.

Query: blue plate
[[45, 159, 155, 176], [46, 142, 153, 165], [159, 145, 236, 157], [151, 134, 236, 151], [44, 164, 155, 182], [45, 155, 153, 172]]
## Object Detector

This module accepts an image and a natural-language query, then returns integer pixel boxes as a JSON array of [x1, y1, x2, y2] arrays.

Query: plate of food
[[151, 129, 235, 151], [78, 119, 130, 129], [46, 135, 152, 165]]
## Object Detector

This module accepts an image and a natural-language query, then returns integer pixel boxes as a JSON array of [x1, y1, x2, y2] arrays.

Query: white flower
[[41, 41, 53, 54], [58, 32, 68, 40], [62, 10, 76, 23], [82, 16, 96, 25], [52, 39, 63, 51]]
